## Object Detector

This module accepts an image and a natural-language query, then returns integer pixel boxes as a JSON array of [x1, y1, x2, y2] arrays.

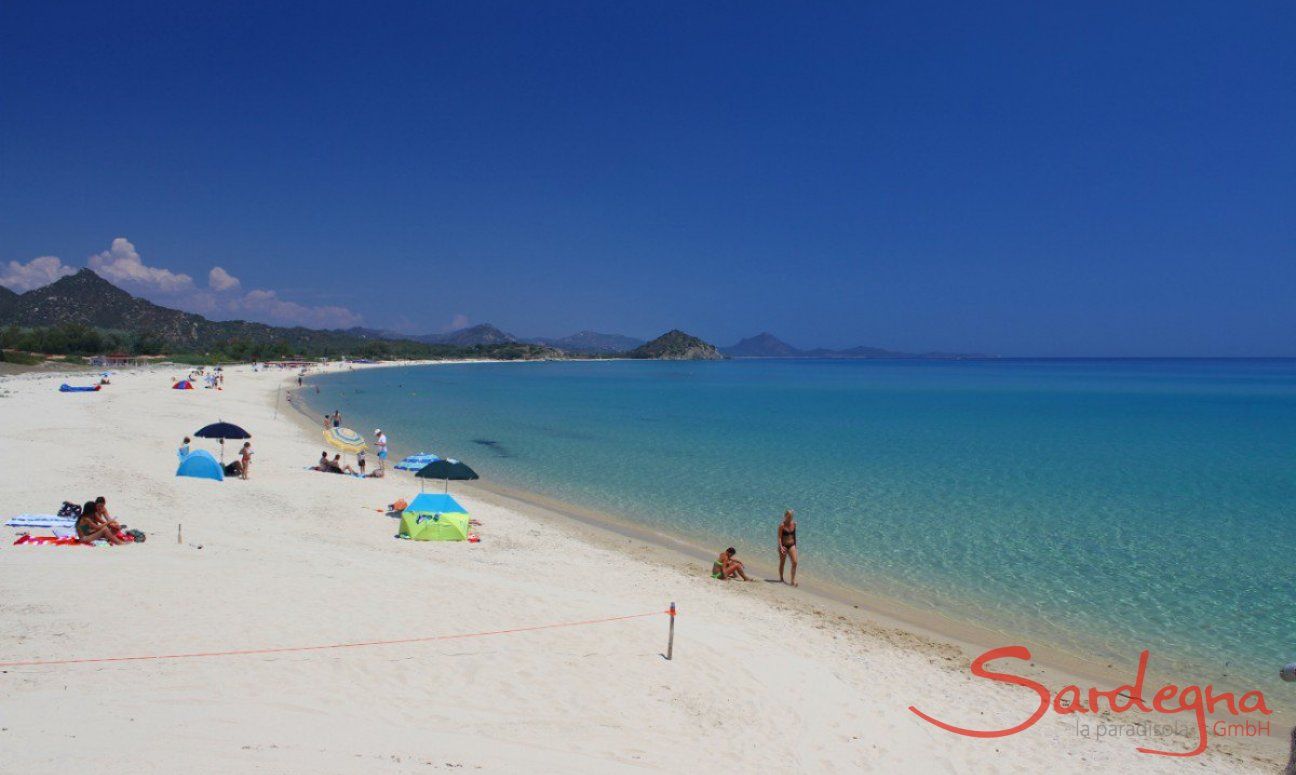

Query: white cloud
[[208, 266, 241, 292], [0, 255, 76, 292], [227, 288, 363, 329], [7, 237, 364, 331], [88, 237, 194, 293]]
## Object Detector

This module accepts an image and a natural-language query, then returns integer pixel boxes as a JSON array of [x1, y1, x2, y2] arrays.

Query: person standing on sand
[[374, 428, 387, 471], [332, 410, 341, 428], [777, 509, 799, 586], [322, 414, 330, 430], [240, 441, 253, 480]]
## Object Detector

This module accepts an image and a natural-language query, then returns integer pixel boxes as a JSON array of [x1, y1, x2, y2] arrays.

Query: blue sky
[[1, 2, 1293, 356]]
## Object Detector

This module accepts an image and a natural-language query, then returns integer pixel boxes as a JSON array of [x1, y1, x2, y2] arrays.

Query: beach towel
[[13, 534, 84, 546], [59, 384, 100, 393], [5, 514, 77, 529]]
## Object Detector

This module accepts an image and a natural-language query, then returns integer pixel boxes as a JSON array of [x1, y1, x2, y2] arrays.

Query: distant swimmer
[[777, 509, 798, 586]]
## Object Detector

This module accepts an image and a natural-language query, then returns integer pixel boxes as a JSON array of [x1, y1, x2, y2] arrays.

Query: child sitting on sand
[[712, 547, 752, 581]]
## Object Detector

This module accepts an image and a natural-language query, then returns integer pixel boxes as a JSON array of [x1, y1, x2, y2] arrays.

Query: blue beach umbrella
[[195, 420, 251, 464], [395, 452, 440, 472]]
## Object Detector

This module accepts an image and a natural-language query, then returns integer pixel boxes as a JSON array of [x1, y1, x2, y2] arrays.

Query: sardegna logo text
[[908, 646, 1271, 756]]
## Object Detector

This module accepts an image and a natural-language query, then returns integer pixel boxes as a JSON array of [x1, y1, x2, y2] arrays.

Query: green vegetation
[[0, 348, 43, 365], [0, 322, 561, 363]]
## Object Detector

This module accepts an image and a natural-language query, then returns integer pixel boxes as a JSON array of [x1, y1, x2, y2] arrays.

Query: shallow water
[[313, 358, 1296, 695]]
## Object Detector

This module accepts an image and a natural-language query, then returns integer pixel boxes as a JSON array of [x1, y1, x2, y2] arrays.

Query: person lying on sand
[[76, 500, 123, 545], [712, 547, 752, 581]]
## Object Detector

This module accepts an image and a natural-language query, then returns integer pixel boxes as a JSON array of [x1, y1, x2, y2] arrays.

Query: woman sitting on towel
[[76, 500, 123, 545]]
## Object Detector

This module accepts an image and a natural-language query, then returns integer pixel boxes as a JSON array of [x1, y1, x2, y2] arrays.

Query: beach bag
[[57, 501, 82, 519], [126, 529, 146, 543]]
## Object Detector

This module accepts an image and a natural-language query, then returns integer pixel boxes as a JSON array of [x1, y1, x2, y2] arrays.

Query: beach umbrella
[[325, 426, 367, 465], [395, 452, 440, 472], [415, 458, 478, 492], [196, 421, 251, 464]]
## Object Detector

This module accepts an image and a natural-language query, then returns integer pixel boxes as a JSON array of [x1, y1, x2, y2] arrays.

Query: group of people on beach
[[311, 414, 390, 479], [72, 496, 138, 545], [712, 509, 799, 586], [178, 437, 254, 479]]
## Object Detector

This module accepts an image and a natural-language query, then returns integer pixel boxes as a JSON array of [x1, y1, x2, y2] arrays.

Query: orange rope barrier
[[0, 609, 671, 668]]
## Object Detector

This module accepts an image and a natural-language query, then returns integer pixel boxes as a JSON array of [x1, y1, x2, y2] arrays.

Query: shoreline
[[292, 360, 1288, 765], [0, 360, 1280, 772]]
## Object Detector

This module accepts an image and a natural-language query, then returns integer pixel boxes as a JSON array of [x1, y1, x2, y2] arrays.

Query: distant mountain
[[628, 330, 724, 360], [722, 332, 803, 357], [0, 285, 18, 319], [528, 331, 645, 354], [722, 331, 989, 359], [416, 324, 517, 347], [0, 269, 557, 359]]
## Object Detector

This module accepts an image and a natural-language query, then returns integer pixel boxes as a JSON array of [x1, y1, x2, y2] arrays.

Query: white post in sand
[[177, 523, 182, 545], [666, 602, 676, 660]]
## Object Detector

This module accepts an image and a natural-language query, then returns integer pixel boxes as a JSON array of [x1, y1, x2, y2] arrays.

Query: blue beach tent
[[176, 449, 224, 481], [404, 493, 467, 516]]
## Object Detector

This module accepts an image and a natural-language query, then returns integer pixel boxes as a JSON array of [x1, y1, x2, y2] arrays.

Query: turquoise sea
[[312, 358, 1296, 696]]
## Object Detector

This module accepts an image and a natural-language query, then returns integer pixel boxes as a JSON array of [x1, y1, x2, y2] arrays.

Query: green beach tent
[[399, 493, 470, 541]]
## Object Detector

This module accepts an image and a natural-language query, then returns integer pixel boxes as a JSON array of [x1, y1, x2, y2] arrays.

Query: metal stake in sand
[[177, 523, 182, 545], [666, 602, 676, 660]]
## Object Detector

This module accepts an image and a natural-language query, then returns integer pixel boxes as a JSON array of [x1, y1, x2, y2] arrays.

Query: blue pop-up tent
[[176, 449, 224, 481], [404, 493, 466, 515]]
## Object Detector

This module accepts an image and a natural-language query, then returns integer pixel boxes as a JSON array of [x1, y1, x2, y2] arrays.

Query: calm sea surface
[[312, 358, 1296, 693]]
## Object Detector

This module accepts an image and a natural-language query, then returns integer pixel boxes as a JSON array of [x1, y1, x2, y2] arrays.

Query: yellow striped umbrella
[[324, 426, 367, 454]]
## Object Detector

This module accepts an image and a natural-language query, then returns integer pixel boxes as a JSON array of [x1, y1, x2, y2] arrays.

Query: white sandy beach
[[0, 363, 1280, 773]]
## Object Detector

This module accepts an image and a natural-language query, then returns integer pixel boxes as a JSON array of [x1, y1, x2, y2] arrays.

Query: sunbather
[[94, 497, 122, 531], [331, 453, 356, 475], [77, 500, 123, 545], [712, 547, 752, 581]]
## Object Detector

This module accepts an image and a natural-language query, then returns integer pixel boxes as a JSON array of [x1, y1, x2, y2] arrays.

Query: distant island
[[627, 330, 724, 361], [722, 332, 991, 360]]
